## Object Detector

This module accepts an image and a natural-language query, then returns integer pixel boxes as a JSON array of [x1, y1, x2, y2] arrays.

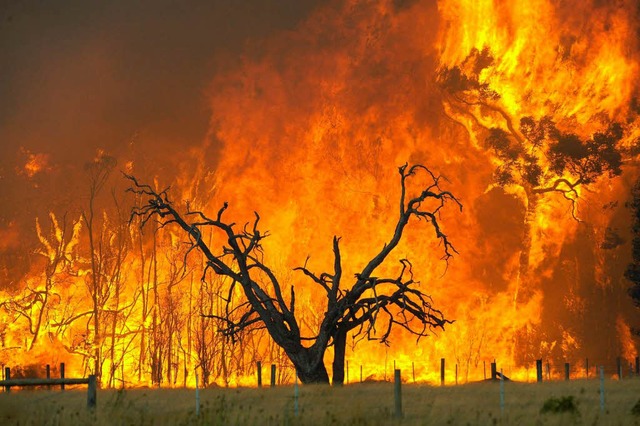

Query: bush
[[540, 395, 579, 414]]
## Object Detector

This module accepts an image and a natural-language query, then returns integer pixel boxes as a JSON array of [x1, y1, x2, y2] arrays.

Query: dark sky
[[0, 0, 323, 225]]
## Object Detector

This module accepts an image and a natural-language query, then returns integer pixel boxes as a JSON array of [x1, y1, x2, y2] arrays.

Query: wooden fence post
[[565, 363, 570, 381], [46, 364, 51, 390], [535, 359, 542, 382], [257, 361, 262, 388], [394, 369, 402, 418], [585, 358, 589, 379], [440, 358, 445, 386], [270, 364, 276, 387], [360, 365, 363, 383], [87, 375, 97, 409], [4, 367, 9, 392], [491, 362, 497, 380], [60, 363, 65, 390]]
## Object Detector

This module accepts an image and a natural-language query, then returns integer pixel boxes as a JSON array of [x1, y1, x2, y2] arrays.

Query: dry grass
[[1, 378, 640, 425]]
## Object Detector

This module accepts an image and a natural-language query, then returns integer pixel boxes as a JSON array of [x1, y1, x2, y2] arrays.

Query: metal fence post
[[394, 369, 402, 418]]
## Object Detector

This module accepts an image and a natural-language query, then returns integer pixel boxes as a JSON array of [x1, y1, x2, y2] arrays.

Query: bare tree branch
[[126, 163, 460, 384]]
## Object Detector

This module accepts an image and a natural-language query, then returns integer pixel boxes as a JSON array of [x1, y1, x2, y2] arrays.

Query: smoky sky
[[0, 0, 323, 227]]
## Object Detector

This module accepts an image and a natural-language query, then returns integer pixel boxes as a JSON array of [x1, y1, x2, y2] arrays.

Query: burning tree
[[439, 49, 624, 220], [438, 47, 630, 365], [126, 163, 460, 384]]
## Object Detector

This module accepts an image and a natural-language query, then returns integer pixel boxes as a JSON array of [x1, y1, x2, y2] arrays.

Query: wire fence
[[2, 355, 639, 390], [247, 355, 640, 387]]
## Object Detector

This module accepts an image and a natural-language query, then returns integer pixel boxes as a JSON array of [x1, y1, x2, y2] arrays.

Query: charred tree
[[127, 164, 460, 384]]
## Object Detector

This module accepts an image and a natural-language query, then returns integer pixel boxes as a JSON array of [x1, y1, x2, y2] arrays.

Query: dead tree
[[82, 153, 117, 383], [127, 164, 461, 384]]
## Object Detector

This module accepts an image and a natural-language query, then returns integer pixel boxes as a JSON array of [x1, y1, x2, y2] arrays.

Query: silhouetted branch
[[126, 163, 459, 384]]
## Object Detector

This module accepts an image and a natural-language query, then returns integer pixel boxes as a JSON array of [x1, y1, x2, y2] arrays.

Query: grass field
[[1, 378, 640, 425]]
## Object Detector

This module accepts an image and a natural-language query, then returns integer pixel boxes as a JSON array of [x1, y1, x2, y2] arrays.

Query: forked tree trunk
[[289, 348, 330, 384], [296, 360, 330, 384]]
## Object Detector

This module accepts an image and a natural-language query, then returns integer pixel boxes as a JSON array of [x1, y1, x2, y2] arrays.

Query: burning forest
[[1, 0, 639, 388]]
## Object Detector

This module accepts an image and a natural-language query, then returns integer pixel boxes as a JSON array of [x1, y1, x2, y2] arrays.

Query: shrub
[[540, 395, 579, 414]]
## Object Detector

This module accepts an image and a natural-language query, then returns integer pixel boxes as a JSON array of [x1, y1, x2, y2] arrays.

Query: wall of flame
[[1, 0, 639, 386]]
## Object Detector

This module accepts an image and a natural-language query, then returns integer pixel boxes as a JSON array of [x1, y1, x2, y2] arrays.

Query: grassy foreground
[[1, 378, 640, 425]]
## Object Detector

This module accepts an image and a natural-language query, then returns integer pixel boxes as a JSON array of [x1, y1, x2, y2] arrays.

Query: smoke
[[0, 0, 322, 241]]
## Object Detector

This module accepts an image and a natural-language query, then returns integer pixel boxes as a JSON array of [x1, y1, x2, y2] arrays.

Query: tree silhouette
[[126, 164, 461, 384]]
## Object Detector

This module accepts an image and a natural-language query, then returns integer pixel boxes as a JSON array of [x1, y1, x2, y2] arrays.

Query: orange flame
[[1, 0, 639, 386]]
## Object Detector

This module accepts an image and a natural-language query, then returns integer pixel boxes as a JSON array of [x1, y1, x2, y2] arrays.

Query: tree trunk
[[290, 348, 330, 384], [515, 191, 537, 304], [138, 230, 147, 384], [513, 191, 538, 365], [297, 362, 330, 384], [332, 329, 347, 385], [29, 286, 49, 350]]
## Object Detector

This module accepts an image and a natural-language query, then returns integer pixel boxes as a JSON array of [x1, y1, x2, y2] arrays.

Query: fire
[[18, 149, 50, 179], [1, 0, 639, 387], [437, 0, 638, 127]]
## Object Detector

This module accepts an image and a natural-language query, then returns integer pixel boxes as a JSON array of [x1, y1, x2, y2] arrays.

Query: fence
[[255, 366, 628, 420], [0, 363, 97, 409], [1, 359, 637, 420], [251, 355, 640, 388], [2, 355, 638, 412]]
